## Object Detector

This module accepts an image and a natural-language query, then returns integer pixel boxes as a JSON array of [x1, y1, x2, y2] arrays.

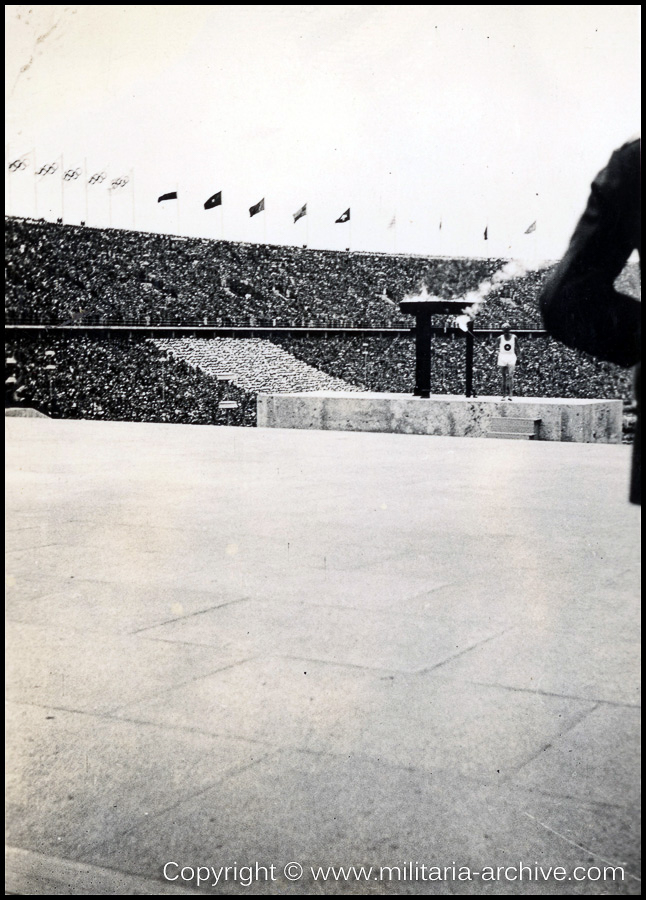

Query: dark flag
[[249, 198, 265, 217], [335, 208, 350, 223], [293, 203, 307, 223], [524, 220, 537, 234], [484, 226, 488, 240], [158, 191, 178, 203], [204, 191, 222, 210]]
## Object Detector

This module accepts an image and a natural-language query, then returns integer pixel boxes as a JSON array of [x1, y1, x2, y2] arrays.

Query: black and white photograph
[[5, 5, 641, 895]]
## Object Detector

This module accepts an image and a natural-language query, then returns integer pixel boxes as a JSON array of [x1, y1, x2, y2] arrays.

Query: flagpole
[[108, 183, 112, 228], [176, 182, 180, 235], [6, 146, 12, 218], [60, 153, 65, 222], [33, 149, 38, 219], [220, 200, 224, 242], [263, 205, 266, 244], [83, 157, 88, 225], [130, 168, 135, 230]]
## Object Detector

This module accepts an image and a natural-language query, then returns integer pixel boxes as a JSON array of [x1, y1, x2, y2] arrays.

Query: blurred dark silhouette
[[540, 137, 641, 503]]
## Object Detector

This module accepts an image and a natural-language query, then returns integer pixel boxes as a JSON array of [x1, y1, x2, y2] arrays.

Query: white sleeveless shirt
[[497, 334, 517, 366]]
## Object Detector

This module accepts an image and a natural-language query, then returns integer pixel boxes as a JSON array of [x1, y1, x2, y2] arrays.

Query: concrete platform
[[257, 392, 623, 442], [5, 418, 641, 894]]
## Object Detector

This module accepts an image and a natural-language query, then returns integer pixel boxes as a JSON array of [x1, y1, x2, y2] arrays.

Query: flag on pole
[[8, 158, 28, 172], [111, 176, 129, 191], [335, 208, 350, 223], [88, 171, 106, 185], [524, 220, 537, 234], [63, 167, 82, 181], [483, 226, 488, 240], [158, 190, 177, 202], [293, 203, 307, 223], [249, 198, 265, 217], [35, 162, 57, 176], [204, 191, 222, 210], [388, 214, 396, 229]]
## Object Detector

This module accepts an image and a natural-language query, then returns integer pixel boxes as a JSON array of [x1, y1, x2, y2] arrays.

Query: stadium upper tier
[[5, 217, 554, 328]]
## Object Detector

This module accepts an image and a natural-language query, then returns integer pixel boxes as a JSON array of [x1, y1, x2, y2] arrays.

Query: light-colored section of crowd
[[154, 337, 361, 394]]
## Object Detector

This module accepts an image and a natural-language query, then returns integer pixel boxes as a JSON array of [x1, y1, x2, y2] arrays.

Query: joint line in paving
[[503, 703, 601, 779], [75, 751, 278, 860], [131, 595, 250, 634], [419, 626, 514, 674], [457, 678, 641, 709], [102, 656, 262, 716]]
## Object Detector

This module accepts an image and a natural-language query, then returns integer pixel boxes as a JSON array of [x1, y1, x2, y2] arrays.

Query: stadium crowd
[[268, 333, 634, 400], [5, 216, 638, 430], [7, 331, 634, 431], [153, 337, 358, 394], [6, 216, 552, 328], [5, 335, 255, 426]]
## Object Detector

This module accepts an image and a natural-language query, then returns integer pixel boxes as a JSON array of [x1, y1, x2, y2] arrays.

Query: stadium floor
[[5, 418, 641, 895]]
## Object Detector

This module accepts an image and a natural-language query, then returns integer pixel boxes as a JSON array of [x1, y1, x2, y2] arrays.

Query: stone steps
[[486, 431, 535, 440], [487, 416, 541, 440]]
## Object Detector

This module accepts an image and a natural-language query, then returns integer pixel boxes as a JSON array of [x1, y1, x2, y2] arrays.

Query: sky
[[4, 5, 641, 260]]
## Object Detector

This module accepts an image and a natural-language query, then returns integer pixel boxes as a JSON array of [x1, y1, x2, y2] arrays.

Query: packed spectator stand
[[152, 338, 359, 395], [5, 335, 255, 427], [6, 216, 542, 328], [5, 216, 639, 429]]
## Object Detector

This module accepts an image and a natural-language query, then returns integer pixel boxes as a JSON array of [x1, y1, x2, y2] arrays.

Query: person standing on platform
[[497, 323, 518, 400], [539, 136, 641, 504]]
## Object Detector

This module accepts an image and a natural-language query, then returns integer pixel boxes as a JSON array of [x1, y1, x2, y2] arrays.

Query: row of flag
[[8, 156, 131, 192], [159, 191, 353, 225], [162, 190, 538, 236], [162, 190, 537, 236], [8, 157, 537, 236]]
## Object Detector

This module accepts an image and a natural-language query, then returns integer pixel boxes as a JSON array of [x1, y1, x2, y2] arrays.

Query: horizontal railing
[[5, 322, 549, 337]]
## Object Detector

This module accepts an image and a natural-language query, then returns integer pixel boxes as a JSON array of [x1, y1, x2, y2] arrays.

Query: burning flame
[[402, 258, 552, 329], [401, 285, 447, 305], [454, 258, 552, 326]]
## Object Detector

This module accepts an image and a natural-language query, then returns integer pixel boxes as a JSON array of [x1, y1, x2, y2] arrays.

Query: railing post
[[414, 308, 432, 398]]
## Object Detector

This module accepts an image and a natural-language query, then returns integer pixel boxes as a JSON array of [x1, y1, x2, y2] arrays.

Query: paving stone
[[138, 599, 507, 673], [78, 749, 640, 895], [5, 701, 266, 860], [113, 658, 597, 782], [509, 704, 641, 807], [437, 626, 640, 706], [5, 419, 640, 895], [5, 620, 242, 714]]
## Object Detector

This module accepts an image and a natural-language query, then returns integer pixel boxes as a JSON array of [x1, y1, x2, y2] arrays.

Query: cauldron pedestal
[[257, 393, 622, 443], [399, 298, 473, 398]]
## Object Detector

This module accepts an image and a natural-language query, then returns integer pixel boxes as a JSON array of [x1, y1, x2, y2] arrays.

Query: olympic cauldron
[[399, 296, 474, 398]]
